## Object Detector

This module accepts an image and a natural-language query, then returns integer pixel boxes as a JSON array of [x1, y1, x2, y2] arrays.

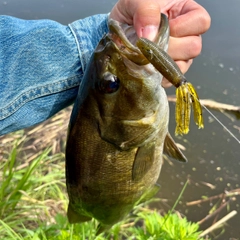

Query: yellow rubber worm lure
[[136, 37, 204, 135]]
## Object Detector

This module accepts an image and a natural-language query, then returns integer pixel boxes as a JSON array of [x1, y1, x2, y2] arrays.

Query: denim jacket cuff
[[69, 14, 109, 74]]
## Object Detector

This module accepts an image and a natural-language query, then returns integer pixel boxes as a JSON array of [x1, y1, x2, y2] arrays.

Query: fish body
[[65, 14, 187, 234]]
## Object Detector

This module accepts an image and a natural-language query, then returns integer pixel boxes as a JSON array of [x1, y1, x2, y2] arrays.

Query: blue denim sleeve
[[0, 14, 108, 135]]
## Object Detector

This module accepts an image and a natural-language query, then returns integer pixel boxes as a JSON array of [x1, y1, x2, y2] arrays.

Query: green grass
[[0, 131, 205, 240]]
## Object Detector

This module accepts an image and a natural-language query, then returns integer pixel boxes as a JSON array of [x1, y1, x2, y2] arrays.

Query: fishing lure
[[137, 37, 204, 135]]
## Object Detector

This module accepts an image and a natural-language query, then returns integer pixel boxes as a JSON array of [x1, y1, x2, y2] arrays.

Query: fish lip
[[108, 19, 139, 50], [108, 19, 147, 64]]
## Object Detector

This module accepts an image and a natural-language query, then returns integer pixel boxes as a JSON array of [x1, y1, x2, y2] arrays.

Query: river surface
[[1, 0, 240, 239]]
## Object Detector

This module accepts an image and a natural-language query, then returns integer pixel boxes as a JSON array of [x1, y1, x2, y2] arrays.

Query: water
[[162, 1, 240, 238], [0, 0, 114, 23], [1, 0, 240, 239]]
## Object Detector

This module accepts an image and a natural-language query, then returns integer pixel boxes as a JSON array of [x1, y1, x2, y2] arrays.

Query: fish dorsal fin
[[163, 132, 187, 162], [132, 143, 155, 181]]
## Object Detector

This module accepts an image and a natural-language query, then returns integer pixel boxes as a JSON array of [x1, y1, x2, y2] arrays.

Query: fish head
[[73, 18, 170, 150]]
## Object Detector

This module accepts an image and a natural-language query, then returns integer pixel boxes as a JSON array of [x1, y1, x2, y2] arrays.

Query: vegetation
[[0, 110, 205, 240]]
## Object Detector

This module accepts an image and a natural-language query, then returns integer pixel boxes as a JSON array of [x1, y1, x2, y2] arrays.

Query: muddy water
[[1, 0, 240, 239]]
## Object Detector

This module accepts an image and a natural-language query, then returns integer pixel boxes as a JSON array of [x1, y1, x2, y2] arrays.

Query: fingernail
[[142, 25, 158, 41]]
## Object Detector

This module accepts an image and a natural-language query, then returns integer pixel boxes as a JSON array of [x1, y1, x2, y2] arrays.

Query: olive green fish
[[65, 13, 203, 235]]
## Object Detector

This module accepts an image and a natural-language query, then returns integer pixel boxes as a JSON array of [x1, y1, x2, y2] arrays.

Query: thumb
[[133, 0, 161, 41]]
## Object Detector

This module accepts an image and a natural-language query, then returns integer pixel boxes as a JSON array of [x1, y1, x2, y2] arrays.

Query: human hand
[[110, 0, 211, 87]]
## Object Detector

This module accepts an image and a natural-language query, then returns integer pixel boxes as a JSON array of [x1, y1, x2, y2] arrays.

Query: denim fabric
[[0, 14, 108, 135]]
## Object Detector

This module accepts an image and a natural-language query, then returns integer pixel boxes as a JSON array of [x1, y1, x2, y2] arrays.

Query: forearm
[[0, 14, 108, 135]]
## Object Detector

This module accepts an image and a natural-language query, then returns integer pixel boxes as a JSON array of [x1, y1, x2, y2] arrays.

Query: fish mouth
[[108, 14, 169, 65], [108, 19, 149, 65]]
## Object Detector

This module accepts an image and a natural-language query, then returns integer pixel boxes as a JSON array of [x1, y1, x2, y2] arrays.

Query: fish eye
[[98, 72, 120, 94]]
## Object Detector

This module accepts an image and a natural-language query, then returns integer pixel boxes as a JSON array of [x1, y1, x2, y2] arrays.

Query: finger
[[169, 12, 210, 37], [109, 0, 131, 24], [162, 0, 211, 37], [168, 35, 202, 61], [162, 78, 172, 88], [169, 6, 210, 37], [132, 0, 161, 40], [110, 0, 161, 41], [175, 59, 193, 74]]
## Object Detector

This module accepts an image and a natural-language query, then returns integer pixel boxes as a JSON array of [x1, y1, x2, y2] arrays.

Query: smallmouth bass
[[65, 13, 203, 234]]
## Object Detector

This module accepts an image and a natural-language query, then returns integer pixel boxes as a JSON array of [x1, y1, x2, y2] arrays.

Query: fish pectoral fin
[[132, 143, 155, 181], [67, 204, 92, 224], [163, 132, 187, 162], [137, 184, 160, 205]]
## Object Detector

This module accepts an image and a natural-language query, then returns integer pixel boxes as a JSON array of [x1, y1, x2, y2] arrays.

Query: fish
[[65, 13, 203, 235]]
